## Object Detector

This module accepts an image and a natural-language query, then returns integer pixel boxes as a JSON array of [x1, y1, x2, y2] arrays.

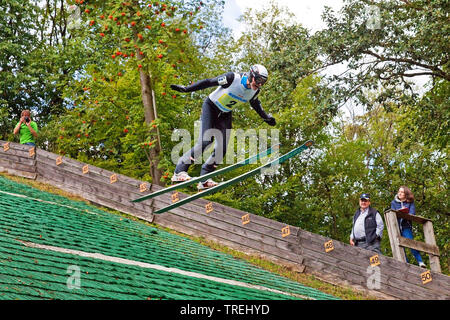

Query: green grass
[[0, 172, 379, 300]]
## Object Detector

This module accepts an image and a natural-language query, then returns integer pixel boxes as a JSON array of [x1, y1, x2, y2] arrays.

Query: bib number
[[217, 93, 241, 111]]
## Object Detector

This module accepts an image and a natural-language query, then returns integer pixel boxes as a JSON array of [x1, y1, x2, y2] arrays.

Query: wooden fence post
[[384, 210, 407, 263], [385, 209, 441, 273], [423, 221, 442, 273]]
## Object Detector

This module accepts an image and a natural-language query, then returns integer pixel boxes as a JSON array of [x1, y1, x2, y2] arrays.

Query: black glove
[[170, 84, 187, 92], [264, 116, 276, 126]]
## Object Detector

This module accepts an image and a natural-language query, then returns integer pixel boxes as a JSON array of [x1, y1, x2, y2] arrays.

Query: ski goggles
[[254, 76, 267, 85]]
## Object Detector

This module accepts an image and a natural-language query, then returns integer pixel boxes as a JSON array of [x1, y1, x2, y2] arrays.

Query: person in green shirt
[[13, 110, 38, 146]]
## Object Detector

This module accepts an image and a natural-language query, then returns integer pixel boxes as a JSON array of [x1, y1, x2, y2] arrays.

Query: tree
[[314, 0, 449, 87], [310, 0, 449, 140], [203, 1, 449, 272], [0, 0, 102, 140], [206, 3, 335, 226], [0, 0, 42, 139], [59, 0, 221, 185]]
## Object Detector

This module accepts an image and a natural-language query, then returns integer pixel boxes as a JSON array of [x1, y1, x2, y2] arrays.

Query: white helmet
[[249, 64, 268, 85]]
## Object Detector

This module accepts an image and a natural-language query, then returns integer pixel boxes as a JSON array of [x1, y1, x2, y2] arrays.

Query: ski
[[132, 143, 281, 203], [152, 140, 313, 214]]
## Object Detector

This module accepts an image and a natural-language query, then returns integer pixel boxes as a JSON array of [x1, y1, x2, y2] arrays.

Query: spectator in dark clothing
[[350, 193, 384, 254], [391, 186, 426, 268]]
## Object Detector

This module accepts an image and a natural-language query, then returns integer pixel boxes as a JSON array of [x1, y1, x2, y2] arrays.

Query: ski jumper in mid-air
[[170, 64, 276, 190]]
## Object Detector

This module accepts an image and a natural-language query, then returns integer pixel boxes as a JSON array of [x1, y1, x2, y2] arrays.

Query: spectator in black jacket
[[350, 193, 384, 253]]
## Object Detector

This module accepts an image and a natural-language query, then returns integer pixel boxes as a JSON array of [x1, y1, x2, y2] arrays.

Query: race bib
[[217, 93, 242, 111]]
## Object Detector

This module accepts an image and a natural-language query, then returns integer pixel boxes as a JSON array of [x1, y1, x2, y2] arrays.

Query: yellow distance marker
[[281, 226, 290, 238], [29, 147, 35, 157], [324, 240, 334, 252], [82, 165, 89, 174], [139, 183, 148, 193], [420, 270, 432, 285], [171, 192, 179, 203], [110, 174, 117, 184], [205, 202, 213, 214], [242, 214, 250, 225], [56, 156, 63, 166], [369, 254, 381, 267]]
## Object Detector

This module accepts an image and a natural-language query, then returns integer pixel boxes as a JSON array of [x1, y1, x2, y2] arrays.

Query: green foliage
[[34, 0, 229, 183], [404, 79, 450, 150], [1, 0, 448, 274], [204, 0, 449, 273], [0, 0, 42, 138], [0, 0, 92, 140], [312, 0, 450, 147]]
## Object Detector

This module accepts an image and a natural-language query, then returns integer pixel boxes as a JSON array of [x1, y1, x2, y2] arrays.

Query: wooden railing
[[384, 209, 441, 273], [0, 142, 37, 179]]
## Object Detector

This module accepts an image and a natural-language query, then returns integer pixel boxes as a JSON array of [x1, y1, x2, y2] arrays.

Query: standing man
[[350, 193, 384, 253], [170, 64, 276, 190], [13, 110, 38, 146]]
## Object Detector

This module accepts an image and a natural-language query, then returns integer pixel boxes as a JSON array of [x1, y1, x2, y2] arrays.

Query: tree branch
[[361, 50, 450, 81], [378, 71, 437, 81]]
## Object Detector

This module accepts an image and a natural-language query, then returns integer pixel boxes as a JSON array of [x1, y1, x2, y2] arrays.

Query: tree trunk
[[138, 63, 164, 186], [130, 8, 164, 186]]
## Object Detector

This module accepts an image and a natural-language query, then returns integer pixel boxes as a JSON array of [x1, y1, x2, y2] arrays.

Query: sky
[[221, 0, 350, 101], [223, 0, 345, 36], [221, 0, 362, 118], [221, 0, 429, 118]]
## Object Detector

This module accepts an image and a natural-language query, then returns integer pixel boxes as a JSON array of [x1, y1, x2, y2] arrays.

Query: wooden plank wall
[[0, 140, 37, 179], [0, 141, 449, 300], [33, 147, 304, 272]]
